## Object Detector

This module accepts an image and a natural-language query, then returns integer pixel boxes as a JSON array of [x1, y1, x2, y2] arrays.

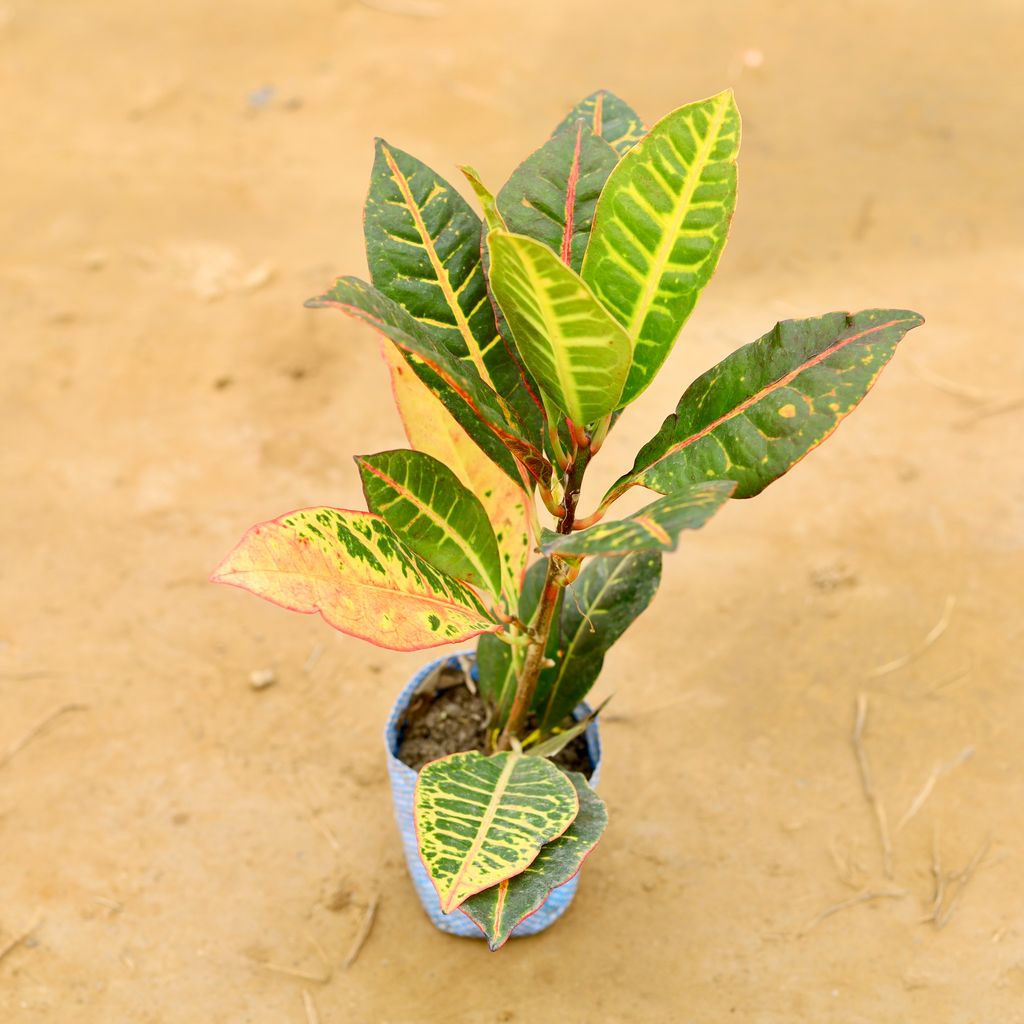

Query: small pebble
[[249, 668, 277, 690]]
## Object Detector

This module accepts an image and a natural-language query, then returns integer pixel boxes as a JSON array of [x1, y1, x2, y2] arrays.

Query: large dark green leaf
[[488, 231, 632, 425], [365, 140, 542, 448], [357, 449, 503, 597], [552, 89, 646, 156], [540, 480, 735, 557], [306, 277, 548, 487], [461, 770, 607, 950], [476, 559, 561, 724], [606, 309, 926, 504], [533, 552, 662, 732], [581, 90, 741, 407], [497, 122, 617, 273]]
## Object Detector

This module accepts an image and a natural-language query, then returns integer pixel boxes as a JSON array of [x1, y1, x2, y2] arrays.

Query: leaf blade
[[488, 231, 632, 424], [609, 309, 926, 502], [380, 340, 531, 603], [540, 480, 735, 557], [415, 750, 579, 913], [582, 89, 741, 406], [365, 140, 542, 444], [307, 276, 549, 487], [552, 89, 647, 156], [211, 508, 498, 652], [534, 551, 661, 732], [497, 122, 618, 273], [460, 771, 607, 950], [357, 449, 504, 597]]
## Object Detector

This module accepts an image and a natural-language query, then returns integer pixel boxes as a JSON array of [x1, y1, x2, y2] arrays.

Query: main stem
[[498, 443, 590, 747]]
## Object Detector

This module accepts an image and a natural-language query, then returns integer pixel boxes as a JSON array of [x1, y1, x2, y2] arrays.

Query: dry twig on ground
[[0, 914, 42, 968], [0, 704, 87, 771], [896, 746, 974, 833], [852, 693, 894, 878], [800, 888, 907, 935], [869, 595, 956, 678], [342, 894, 379, 970]]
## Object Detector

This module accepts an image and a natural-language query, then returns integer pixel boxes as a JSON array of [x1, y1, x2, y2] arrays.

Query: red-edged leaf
[[211, 507, 499, 652], [607, 309, 926, 503], [381, 341, 532, 604], [307, 276, 550, 488]]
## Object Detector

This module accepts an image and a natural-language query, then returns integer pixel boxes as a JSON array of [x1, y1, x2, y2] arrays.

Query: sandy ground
[[2, 1, 1023, 1021]]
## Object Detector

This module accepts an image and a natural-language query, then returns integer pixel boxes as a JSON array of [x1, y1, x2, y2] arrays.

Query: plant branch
[[498, 437, 593, 747]]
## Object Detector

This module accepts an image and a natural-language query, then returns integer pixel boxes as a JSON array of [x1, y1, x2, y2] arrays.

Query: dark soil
[[396, 664, 593, 778]]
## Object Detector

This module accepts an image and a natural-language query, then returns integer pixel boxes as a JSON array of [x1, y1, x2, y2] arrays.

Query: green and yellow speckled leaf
[[540, 479, 735, 557], [307, 277, 549, 488], [357, 449, 503, 598], [381, 341, 530, 604], [364, 140, 541, 445], [582, 90, 740, 406], [415, 750, 579, 914], [552, 89, 646, 156], [497, 121, 618, 273], [461, 770, 607, 950], [533, 551, 661, 732], [607, 309, 926, 504], [488, 231, 632, 425], [211, 508, 498, 652]]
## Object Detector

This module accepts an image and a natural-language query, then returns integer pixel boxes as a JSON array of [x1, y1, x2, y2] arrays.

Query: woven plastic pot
[[384, 651, 602, 939]]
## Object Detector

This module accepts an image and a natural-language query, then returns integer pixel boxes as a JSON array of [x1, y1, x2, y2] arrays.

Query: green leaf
[[380, 341, 531, 604], [415, 750, 579, 913], [552, 89, 646, 156], [608, 309, 926, 503], [459, 165, 506, 234], [581, 89, 741, 406], [540, 480, 735, 557], [306, 276, 549, 488], [357, 449, 503, 597], [476, 559, 561, 724], [525, 696, 609, 759], [211, 508, 498, 652], [488, 231, 632, 425], [497, 121, 617, 273], [533, 552, 661, 732], [461, 770, 607, 950], [364, 140, 542, 448]]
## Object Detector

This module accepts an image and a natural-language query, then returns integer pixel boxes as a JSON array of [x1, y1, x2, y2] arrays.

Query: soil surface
[[396, 667, 593, 776], [2, 2, 1023, 1022]]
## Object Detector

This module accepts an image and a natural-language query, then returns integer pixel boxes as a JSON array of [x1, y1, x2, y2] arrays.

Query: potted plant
[[212, 88, 923, 950]]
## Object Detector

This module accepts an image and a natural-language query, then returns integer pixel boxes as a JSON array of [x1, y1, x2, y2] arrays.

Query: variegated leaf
[[497, 121, 617, 273], [540, 480, 735, 557], [307, 277, 549, 487], [607, 309, 926, 504], [211, 508, 498, 652], [459, 165, 506, 234], [381, 341, 531, 603], [582, 90, 740, 406], [357, 449, 503, 597], [552, 89, 646, 156], [488, 231, 632, 425], [461, 770, 607, 950], [533, 552, 661, 732], [477, 559, 561, 723], [364, 140, 542, 444], [415, 750, 579, 914]]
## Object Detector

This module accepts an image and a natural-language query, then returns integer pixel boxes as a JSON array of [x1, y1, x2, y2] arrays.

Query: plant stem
[[498, 440, 592, 747]]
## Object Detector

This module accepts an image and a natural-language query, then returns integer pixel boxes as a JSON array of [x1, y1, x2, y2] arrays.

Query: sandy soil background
[[2, 1, 1023, 1021]]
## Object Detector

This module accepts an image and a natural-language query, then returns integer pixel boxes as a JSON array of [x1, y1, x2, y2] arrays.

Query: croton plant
[[213, 89, 923, 948]]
